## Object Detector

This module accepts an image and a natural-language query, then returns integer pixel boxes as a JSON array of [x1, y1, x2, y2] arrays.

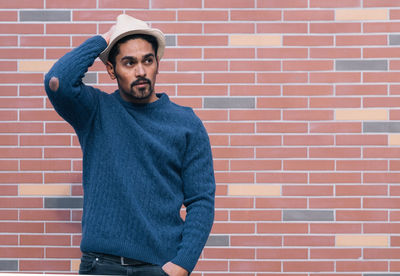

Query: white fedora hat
[[99, 14, 166, 64]]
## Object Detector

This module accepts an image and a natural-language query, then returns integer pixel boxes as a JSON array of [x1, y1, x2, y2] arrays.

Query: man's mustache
[[131, 78, 151, 88]]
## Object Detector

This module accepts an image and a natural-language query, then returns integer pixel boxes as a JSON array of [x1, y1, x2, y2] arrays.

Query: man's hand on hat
[[102, 25, 116, 44], [162, 262, 188, 276]]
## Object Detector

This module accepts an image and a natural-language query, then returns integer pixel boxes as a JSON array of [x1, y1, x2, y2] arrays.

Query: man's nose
[[135, 64, 146, 77]]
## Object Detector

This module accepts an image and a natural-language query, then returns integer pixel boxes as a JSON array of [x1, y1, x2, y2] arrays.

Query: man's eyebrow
[[120, 56, 137, 62], [143, 53, 155, 59]]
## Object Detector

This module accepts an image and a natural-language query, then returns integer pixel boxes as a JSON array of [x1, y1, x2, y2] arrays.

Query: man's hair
[[108, 33, 159, 67]]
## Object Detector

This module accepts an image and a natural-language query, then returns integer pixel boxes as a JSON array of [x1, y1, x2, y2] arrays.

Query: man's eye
[[144, 58, 153, 64]]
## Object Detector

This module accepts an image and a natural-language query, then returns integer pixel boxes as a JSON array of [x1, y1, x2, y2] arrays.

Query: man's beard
[[117, 75, 154, 101]]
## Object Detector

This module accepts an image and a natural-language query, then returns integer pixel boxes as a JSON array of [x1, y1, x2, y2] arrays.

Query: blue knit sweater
[[44, 36, 215, 272]]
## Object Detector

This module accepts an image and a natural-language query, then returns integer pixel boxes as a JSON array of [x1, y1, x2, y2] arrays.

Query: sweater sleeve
[[44, 35, 108, 131], [171, 118, 216, 272]]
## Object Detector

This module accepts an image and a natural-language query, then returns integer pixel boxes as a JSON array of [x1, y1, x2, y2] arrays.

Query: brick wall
[[1, 1, 400, 275]]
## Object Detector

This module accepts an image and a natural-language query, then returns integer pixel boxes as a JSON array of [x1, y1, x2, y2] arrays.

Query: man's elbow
[[48, 76, 59, 92]]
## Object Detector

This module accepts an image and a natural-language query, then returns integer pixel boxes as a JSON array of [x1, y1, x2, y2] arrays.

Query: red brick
[[46, 247, 81, 258], [336, 35, 387, 46], [337, 135, 387, 146], [364, 198, 400, 209], [337, 160, 388, 171], [205, 73, 254, 84], [231, 135, 281, 146], [258, 48, 308, 59], [364, 173, 400, 183], [20, 85, 46, 97], [390, 160, 400, 171], [311, 72, 361, 83], [257, 123, 308, 133], [230, 210, 281, 221], [311, 123, 362, 133], [284, 110, 334, 121], [310, 223, 362, 234], [44, 147, 82, 159], [178, 10, 228, 21], [230, 261, 281, 272], [365, 248, 400, 259], [311, 23, 361, 33], [311, 97, 361, 108], [337, 210, 388, 221], [310, 48, 361, 58], [0, 185, 17, 196], [73, 10, 123, 21], [0, 209, 18, 220], [283, 85, 333, 96], [204, 0, 254, 8], [284, 236, 335, 246], [284, 135, 334, 146], [258, 73, 308, 84], [364, 97, 400, 108], [21, 160, 71, 171], [0, 135, 18, 146], [204, 122, 254, 134], [284, 160, 334, 171], [211, 223, 255, 234], [231, 60, 281, 72], [258, 248, 308, 259], [230, 110, 280, 121], [0, 173, 42, 184], [336, 84, 387, 95], [215, 172, 254, 183], [257, 23, 308, 33], [310, 249, 362, 259], [0, 198, 42, 208], [204, 248, 255, 259], [152, 0, 200, 8], [212, 147, 253, 159], [364, 48, 400, 58], [178, 61, 228, 72], [205, 48, 255, 59], [390, 60, 400, 70], [46, 222, 81, 233], [256, 147, 307, 158], [284, 36, 334, 46], [45, 122, 77, 134], [231, 235, 281, 247], [157, 73, 201, 84], [364, 148, 400, 158], [231, 10, 281, 21], [310, 147, 361, 158], [258, 0, 308, 8], [231, 160, 281, 171], [284, 261, 334, 272], [337, 185, 387, 196], [337, 261, 388, 272], [391, 186, 400, 196], [193, 260, 228, 272], [0, 24, 43, 34], [364, 223, 400, 233], [152, 23, 202, 34], [282, 185, 333, 197], [0, 222, 44, 233], [309, 198, 361, 209], [365, 22, 400, 33], [256, 198, 307, 209], [20, 36, 70, 47], [178, 36, 228, 46], [20, 210, 70, 221], [257, 173, 307, 184], [0, 61, 17, 71], [365, 72, 400, 83], [0, 160, 18, 171], [391, 236, 400, 246], [205, 23, 254, 34], [0, 73, 43, 84], [178, 85, 228, 96], [45, 173, 82, 184], [258, 223, 308, 234], [20, 260, 70, 272], [258, 97, 307, 108], [0, 110, 17, 121], [46, 24, 96, 35], [194, 111, 228, 122], [48, 0, 96, 8], [20, 135, 71, 146], [125, 11, 176, 21], [0, 235, 18, 245], [215, 198, 254, 209], [310, 0, 361, 7], [0, 247, 44, 258], [0, 85, 17, 96], [391, 9, 400, 19], [20, 235, 70, 246]]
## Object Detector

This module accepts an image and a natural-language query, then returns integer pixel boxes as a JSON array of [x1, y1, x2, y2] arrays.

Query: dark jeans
[[79, 252, 168, 276]]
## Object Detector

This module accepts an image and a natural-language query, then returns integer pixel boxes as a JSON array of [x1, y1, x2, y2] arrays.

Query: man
[[44, 14, 215, 276]]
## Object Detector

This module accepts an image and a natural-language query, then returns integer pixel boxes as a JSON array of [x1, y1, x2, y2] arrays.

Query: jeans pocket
[[78, 254, 96, 274]]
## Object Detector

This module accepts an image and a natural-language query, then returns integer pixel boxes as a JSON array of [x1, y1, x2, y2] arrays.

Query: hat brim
[[99, 28, 165, 65]]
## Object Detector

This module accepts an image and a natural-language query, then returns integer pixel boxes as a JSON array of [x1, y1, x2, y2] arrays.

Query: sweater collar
[[113, 91, 169, 110]]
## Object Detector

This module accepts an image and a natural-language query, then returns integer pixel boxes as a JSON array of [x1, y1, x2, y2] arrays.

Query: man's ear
[[106, 61, 116, 80]]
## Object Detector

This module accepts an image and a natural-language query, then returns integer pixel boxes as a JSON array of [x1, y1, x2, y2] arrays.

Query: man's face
[[107, 38, 159, 104]]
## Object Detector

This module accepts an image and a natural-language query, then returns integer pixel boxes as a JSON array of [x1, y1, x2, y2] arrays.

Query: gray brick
[[204, 97, 255, 109], [165, 35, 176, 47], [83, 72, 97, 84], [45, 197, 83, 209], [283, 210, 334, 221], [336, 60, 387, 71], [0, 260, 18, 271], [20, 10, 71, 22], [390, 34, 400, 45], [364, 122, 400, 133], [205, 235, 229, 246]]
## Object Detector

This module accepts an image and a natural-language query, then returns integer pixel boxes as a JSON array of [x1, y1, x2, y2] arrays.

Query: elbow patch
[[49, 76, 59, 92]]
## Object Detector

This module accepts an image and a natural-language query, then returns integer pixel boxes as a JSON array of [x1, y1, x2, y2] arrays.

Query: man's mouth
[[131, 79, 150, 88]]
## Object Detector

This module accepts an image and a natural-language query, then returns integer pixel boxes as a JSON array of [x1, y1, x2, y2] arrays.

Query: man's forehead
[[118, 39, 155, 57]]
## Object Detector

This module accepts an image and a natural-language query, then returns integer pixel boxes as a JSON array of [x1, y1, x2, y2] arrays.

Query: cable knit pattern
[[44, 36, 215, 273]]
